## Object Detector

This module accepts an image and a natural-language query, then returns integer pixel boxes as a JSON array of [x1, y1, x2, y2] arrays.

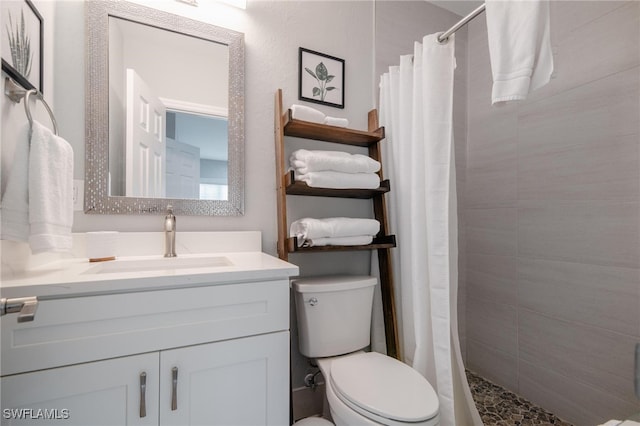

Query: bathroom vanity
[[0, 232, 298, 426]]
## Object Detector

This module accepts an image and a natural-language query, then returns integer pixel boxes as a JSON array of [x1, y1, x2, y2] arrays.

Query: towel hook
[[4, 77, 59, 136]]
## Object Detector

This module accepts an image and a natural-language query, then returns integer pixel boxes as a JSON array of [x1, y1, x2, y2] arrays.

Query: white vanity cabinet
[[159, 332, 288, 426], [1, 278, 291, 426], [1, 353, 160, 426]]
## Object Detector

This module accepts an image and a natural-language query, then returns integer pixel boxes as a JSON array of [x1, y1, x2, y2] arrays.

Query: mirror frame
[[85, 0, 244, 215]]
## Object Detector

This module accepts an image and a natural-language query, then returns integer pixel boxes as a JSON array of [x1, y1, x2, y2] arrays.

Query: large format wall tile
[[465, 166, 517, 208], [528, 1, 639, 103], [550, 1, 629, 41], [519, 67, 639, 148], [469, 112, 518, 169], [467, 253, 517, 306], [518, 201, 640, 269], [467, 296, 517, 356], [467, 339, 517, 391], [466, 208, 517, 256], [518, 258, 640, 337], [463, 1, 640, 420], [519, 310, 639, 404], [518, 133, 638, 202], [519, 360, 640, 426], [518, 68, 639, 202], [466, 104, 518, 207]]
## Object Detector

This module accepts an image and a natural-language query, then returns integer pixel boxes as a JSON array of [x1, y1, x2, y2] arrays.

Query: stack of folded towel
[[290, 217, 380, 247], [290, 104, 349, 128], [290, 149, 381, 189]]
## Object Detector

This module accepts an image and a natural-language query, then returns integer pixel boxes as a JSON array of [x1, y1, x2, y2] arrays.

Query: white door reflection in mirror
[[125, 69, 166, 197], [166, 138, 200, 199]]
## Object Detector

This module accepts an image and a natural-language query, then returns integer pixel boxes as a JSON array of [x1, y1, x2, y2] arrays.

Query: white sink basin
[[86, 256, 233, 274]]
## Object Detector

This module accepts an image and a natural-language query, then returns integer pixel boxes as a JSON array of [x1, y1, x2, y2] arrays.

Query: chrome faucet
[[164, 205, 177, 258]]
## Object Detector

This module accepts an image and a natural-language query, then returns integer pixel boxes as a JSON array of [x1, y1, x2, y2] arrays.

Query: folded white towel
[[1, 124, 31, 243], [295, 171, 380, 189], [324, 116, 349, 128], [290, 149, 380, 174], [598, 421, 621, 426], [486, 0, 553, 104], [301, 235, 374, 248], [28, 121, 74, 254], [291, 104, 326, 124], [290, 217, 380, 247]]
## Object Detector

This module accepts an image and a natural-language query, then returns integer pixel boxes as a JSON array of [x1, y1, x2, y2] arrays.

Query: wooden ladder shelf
[[274, 89, 399, 359]]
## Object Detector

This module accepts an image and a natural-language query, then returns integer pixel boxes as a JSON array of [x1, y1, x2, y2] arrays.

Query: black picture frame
[[1, 0, 43, 93], [298, 47, 344, 109]]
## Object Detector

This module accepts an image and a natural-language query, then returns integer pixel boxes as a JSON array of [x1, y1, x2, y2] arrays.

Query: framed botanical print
[[1, 0, 43, 92], [298, 47, 344, 109]]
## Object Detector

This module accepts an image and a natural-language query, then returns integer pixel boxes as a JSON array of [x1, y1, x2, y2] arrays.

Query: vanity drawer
[[1, 279, 289, 376]]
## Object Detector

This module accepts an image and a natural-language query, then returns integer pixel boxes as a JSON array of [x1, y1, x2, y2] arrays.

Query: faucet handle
[[166, 204, 174, 214]]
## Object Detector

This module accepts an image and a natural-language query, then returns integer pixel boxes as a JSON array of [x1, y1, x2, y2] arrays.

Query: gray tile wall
[[465, 2, 640, 424]]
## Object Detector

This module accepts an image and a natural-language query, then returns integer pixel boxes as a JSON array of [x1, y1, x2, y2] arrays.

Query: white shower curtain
[[377, 34, 482, 426]]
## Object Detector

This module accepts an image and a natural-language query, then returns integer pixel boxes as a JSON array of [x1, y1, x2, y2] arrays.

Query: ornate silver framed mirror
[[85, 0, 244, 215]]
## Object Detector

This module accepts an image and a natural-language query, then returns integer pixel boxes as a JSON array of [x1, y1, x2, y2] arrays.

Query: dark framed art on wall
[[298, 47, 344, 109], [1, 0, 43, 93]]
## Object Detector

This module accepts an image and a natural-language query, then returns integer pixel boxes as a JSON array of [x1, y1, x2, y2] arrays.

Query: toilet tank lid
[[292, 275, 377, 293]]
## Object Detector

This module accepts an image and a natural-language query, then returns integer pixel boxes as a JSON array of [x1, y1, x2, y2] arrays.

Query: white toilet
[[293, 275, 440, 426]]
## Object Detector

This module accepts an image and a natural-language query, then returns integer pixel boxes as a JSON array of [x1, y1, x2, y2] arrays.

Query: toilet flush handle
[[307, 297, 318, 306]]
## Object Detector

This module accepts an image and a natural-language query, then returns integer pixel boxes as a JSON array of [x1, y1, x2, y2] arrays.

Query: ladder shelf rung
[[286, 235, 396, 253]]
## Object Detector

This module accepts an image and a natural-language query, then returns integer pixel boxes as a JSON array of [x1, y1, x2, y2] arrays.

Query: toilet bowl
[[318, 352, 440, 426], [293, 275, 440, 426]]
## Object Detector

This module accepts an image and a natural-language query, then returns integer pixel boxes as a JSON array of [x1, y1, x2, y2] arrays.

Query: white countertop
[[0, 232, 299, 299]]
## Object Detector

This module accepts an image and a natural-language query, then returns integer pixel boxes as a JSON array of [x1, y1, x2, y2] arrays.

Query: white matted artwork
[[298, 47, 344, 109]]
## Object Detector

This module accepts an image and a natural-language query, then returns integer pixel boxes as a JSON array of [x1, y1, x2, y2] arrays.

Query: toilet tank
[[292, 275, 377, 358]]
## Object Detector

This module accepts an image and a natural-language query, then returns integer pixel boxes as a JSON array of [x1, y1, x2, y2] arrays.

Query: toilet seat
[[329, 352, 439, 424]]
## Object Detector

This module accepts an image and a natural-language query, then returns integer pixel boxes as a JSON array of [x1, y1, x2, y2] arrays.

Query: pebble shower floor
[[466, 370, 573, 426]]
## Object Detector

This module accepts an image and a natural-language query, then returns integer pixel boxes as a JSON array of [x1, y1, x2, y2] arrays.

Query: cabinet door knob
[[171, 367, 178, 411], [139, 372, 147, 418]]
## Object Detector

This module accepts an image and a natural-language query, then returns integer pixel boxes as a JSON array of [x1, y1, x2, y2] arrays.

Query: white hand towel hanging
[[28, 121, 74, 253], [485, 0, 553, 104]]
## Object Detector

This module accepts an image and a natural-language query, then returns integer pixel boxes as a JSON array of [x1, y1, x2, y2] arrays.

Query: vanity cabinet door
[[1, 353, 159, 426], [159, 331, 289, 426]]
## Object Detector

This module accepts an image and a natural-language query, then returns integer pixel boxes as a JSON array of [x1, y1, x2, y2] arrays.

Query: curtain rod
[[437, 3, 486, 43]]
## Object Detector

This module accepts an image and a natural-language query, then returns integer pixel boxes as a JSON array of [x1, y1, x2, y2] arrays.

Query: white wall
[[49, 0, 374, 257]]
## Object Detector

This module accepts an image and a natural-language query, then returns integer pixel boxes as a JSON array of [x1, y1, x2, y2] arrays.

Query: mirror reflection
[[108, 16, 229, 200]]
